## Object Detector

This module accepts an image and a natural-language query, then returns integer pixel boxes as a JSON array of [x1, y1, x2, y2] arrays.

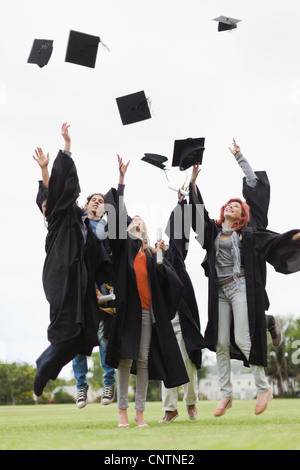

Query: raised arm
[[45, 123, 80, 220], [190, 162, 201, 195], [61, 122, 71, 153], [117, 154, 130, 185], [33, 147, 50, 188], [188, 164, 217, 250], [229, 138, 257, 188], [229, 138, 270, 228], [165, 191, 190, 262], [105, 155, 130, 252], [116, 154, 130, 211]]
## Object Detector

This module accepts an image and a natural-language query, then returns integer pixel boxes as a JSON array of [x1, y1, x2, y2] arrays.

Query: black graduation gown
[[42, 150, 111, 355], [189, 182, 300, 367], [164, 199, 204, 369], [104, 189, 189, 389], [242, 171, 270, 229]]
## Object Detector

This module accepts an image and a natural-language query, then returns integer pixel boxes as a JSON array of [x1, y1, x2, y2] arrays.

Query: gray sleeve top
[[235, 152, 258, 188]]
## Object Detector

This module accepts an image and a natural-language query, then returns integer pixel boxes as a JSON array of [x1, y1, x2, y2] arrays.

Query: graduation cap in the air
[[213, 16, 242, 31], [116, 90, 151, 125], [65, 30, 108, 68], [141, 153, 167, 170], [141, 152, 189, 196], [172, 137, 205, 171], [27, 39, 54, 68]]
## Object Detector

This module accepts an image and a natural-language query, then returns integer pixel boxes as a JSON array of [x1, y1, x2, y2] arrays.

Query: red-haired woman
[[189, 163, 300, 417]]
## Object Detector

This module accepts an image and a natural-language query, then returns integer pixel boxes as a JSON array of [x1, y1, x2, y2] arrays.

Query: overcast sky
[[1, 0, 300, 379]]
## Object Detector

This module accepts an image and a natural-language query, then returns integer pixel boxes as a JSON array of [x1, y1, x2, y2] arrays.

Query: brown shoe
[[159, 410, 179, 423], [187, 404, 197, 420], [213, 396, 233, 417], [255, 388, 272, 415]]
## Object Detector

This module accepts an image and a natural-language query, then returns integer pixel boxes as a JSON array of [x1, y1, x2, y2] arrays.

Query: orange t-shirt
[[133, 251, 151, 310]]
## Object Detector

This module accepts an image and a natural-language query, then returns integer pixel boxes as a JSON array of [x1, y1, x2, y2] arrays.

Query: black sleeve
[[165, 199, 190, 262], [255, 228, 300, 274], [45, 150, 80, 220], [156, 256, 184, 320], [104, 186, 131, 254], [188, 182, 218, 250], [36, 180, 49, 212], [243, 171, 270, 229]]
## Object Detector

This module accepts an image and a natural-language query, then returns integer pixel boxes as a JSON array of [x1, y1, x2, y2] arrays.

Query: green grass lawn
[[0, 399, 299, 450]]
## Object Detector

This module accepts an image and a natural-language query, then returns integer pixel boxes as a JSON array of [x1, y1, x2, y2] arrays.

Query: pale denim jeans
[[161, 313, 198, 411], [217, 277, 269, 397], [117, 308, 152, 411]]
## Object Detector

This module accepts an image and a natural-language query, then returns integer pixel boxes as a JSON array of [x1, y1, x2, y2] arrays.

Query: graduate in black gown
[[229, 138, 282, 345], [189, 159, 300, 416], [33, 124, 111, 396], [158, 191, 204, 423], [104, 157, 189, 428]]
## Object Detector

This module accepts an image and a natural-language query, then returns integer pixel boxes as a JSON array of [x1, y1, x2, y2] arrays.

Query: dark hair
[[86, 193, 105, 204]]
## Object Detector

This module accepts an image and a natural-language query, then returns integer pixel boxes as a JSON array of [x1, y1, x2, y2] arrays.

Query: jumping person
[[34, 128, 117, 407], [159, 191, 204, 423], [105, 156, 189, 428], [33, 123, 111, 397], [71, 192, 116, 409], [189, 160, 300, 417], [229, 139, 282, 346]]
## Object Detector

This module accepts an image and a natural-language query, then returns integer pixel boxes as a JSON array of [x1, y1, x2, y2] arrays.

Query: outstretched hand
[[191, 163, 201, 183], [61, 122, 71, 151], [117, 154, 130, 184], [229, 138, 241, 156], [33, 147, 50, 168]]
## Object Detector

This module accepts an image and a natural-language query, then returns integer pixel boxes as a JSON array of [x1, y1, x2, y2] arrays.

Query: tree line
[[0, 315, 299, 405]]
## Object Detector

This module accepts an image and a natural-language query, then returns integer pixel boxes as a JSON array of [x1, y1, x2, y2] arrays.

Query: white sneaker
[[76, 386, 88, 409], [101, 385, 115, 405]]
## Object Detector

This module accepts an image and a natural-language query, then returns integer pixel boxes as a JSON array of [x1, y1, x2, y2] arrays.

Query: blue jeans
[[97, 320, 115, 387], [72, 353, 88, 389], [72, 320, 115, 389], [217, 277, 269, 397]]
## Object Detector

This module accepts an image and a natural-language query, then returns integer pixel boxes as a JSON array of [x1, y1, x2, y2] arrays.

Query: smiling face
[[224, 201, 243, 221], [216, 198, 250, 230], [86, 194, 105, 218]]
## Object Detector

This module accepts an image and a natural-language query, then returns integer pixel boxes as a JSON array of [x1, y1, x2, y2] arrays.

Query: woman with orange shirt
[[105, 157, 189, 428]]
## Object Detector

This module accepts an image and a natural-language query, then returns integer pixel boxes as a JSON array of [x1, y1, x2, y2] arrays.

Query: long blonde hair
[[132, 216, 149, 251], [135, 218, 164, 257]]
